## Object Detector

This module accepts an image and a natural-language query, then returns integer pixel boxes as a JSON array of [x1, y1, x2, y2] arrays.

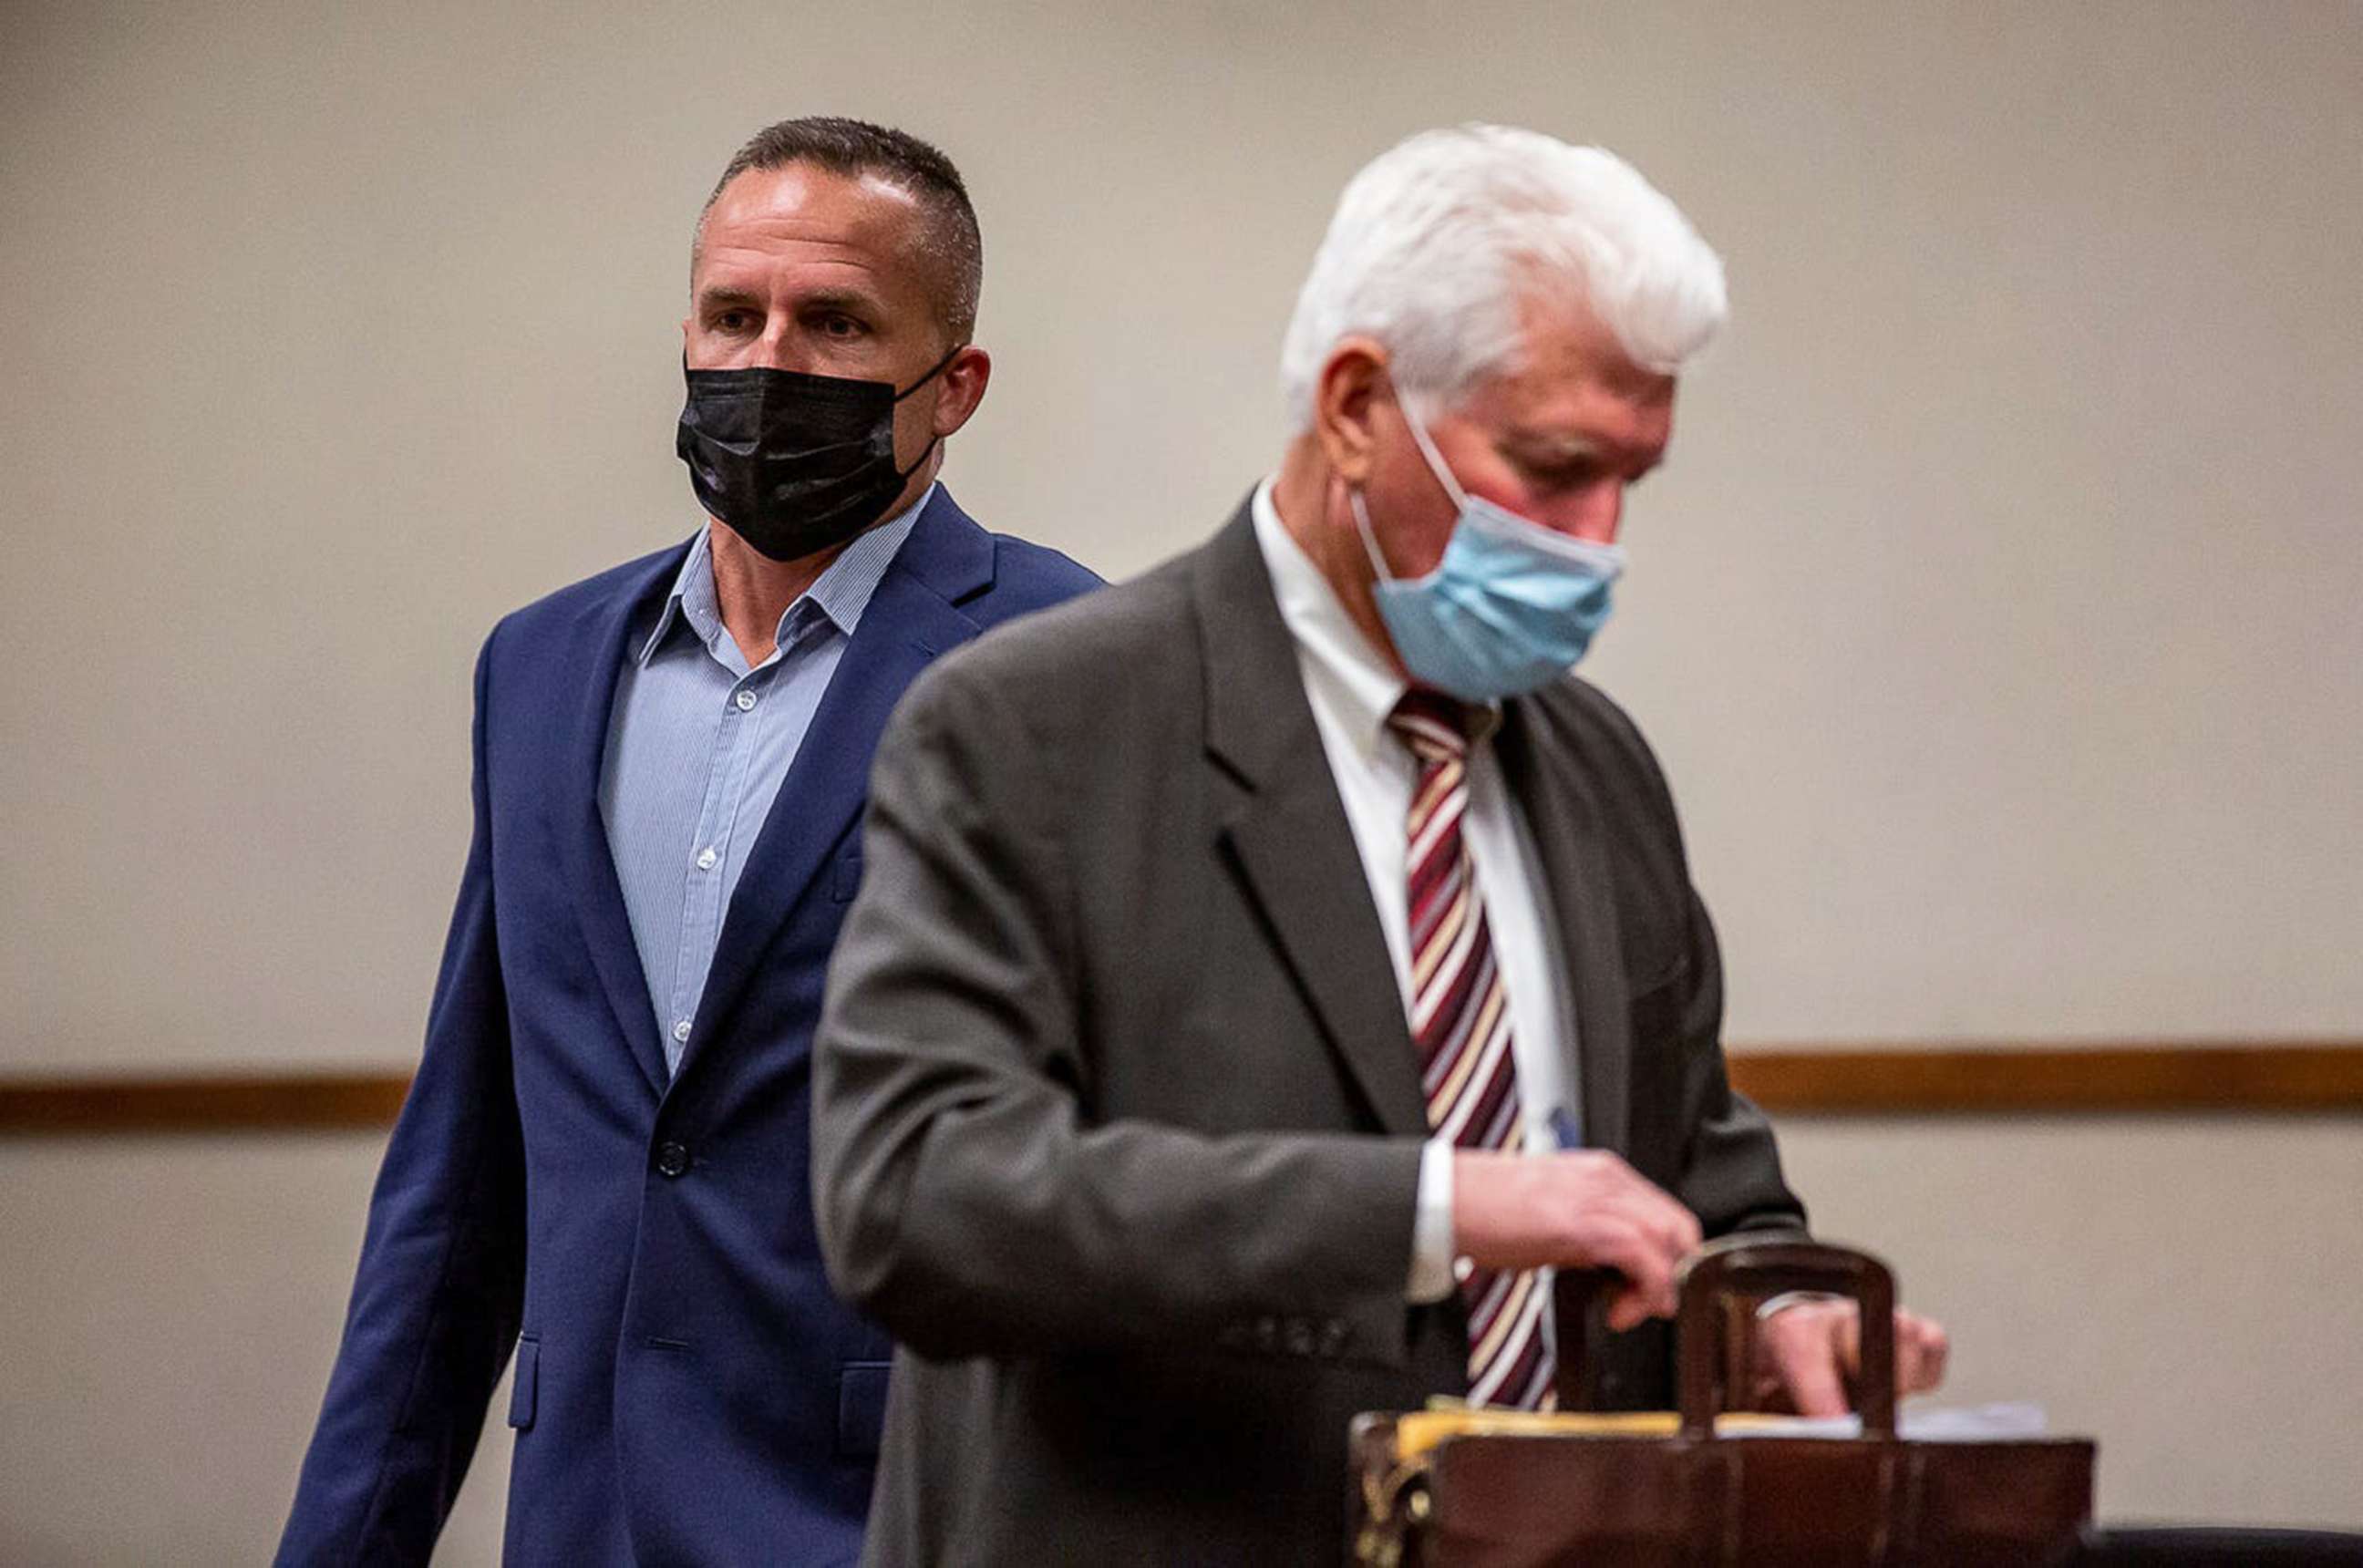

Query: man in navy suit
[[277, 117, 1099, 1565]]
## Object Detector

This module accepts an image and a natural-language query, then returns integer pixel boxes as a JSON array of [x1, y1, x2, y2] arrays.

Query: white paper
[[1721, 1403, 2050, 1441]]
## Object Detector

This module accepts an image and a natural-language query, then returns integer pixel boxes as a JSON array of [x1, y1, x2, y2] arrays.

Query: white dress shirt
[[1249, 480, 1581, 1305]]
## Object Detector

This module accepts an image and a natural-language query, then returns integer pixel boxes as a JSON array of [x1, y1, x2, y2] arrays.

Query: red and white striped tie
[[1388, 689, 1555, 1411]]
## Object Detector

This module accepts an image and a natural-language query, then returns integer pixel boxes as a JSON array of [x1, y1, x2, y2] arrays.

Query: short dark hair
[[696, 116, 983, 346]]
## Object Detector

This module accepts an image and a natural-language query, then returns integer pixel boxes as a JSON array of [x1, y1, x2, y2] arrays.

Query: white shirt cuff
[[1407, 1139, 1458, 1303]]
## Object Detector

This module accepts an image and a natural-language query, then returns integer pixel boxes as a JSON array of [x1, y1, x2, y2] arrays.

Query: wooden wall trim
[[0, 1044, 2358, 1134], [0, 1073, 413, 1135], [1729, 1043, 2363, 1113]]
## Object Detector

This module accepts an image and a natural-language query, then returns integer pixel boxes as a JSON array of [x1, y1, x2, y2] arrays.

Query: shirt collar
[[1248, 477, 1499, 759], [638, 481, 936, 667], [1251, 478, 1405, 765]]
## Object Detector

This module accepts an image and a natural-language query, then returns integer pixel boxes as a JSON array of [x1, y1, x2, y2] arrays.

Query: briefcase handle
[[1674, 1233, 1899, 1439]]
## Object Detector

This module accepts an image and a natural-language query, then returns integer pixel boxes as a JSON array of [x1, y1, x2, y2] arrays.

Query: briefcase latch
[[1353, 1449, 1433, 1568]]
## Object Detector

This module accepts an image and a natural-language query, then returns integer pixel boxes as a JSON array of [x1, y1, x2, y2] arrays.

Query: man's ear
[[1312, 336, 1390, 487], [931, 346, 993, 438]]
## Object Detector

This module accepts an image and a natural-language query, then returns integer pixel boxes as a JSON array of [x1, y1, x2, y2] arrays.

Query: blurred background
[[2, 0, 2358, 1560]]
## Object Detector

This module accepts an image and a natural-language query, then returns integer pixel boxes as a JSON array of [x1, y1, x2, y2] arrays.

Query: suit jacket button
[[1253, 1315, 1279, 1352], [1284, 1319, 1316, 1357], [655, 1140, 691, 1178], [1317, 1320, 1349, 1357]]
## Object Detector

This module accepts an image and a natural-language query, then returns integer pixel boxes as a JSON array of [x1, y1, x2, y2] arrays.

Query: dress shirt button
[[695, 847, 718, 872], [671, 1018, 693, 1044], [655, 1140, 691, 1179], [733, 689, 758, 712], [1453, 1256, 1475, 1284]]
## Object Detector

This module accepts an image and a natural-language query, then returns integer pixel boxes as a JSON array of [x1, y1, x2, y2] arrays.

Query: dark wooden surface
[[0, 1044, 2358, 1134]]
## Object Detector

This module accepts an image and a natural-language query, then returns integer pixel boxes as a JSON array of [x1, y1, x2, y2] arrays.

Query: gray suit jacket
[[812, 500, 1806, 1566]]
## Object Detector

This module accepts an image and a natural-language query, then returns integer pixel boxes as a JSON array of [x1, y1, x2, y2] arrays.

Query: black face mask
[[675, 346, 959, 562]]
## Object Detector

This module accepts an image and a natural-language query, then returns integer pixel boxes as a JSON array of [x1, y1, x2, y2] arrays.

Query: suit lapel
[[557, 545, 687, 1097], [1495, 698, 1631, 1156], [678, 490, 992, 1077], [1195, 505, 1429, 1139]]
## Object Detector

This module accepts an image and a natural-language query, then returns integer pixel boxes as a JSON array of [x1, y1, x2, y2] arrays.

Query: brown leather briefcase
[[1350, 1236, 2096, 1566]]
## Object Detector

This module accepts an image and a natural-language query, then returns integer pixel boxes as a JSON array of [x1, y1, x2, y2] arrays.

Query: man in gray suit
[[813, 125, 1947, 1564]]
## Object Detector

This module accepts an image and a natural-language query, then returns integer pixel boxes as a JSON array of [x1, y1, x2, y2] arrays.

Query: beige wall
[[0, 1136, 511, 1565], [4, 0, 2358, 1070], [3, 0, 2359, 1561]]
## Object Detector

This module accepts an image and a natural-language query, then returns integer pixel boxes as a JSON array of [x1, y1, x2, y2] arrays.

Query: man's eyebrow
[[1502, 430, 1606, 462], [695, 284, 763, 313], [793, 286, 884, 315], [1503, 429, 1665, 479]]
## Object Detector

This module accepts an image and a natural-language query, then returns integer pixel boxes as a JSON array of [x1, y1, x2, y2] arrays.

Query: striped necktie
[[1388, 689, 1556, 1411]]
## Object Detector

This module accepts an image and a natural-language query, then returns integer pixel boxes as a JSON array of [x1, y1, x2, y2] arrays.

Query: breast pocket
[[507, 1336, 540, 1430]]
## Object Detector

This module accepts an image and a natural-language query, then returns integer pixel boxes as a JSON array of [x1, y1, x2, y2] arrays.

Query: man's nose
[[743, 323, 824, 375], [749, 327, 799, 372]]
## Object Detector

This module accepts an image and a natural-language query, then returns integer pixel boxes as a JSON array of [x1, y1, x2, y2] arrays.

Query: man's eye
[[713, 310, 756, 334], [819, 314, 864, 338]]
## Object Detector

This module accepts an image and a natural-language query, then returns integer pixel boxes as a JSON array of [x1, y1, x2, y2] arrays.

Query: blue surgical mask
[[1351, 404, 1627, 702]]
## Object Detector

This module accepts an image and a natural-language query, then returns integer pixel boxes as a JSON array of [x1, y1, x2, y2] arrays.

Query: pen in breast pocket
[[1547, 1105, 1582, 1150]]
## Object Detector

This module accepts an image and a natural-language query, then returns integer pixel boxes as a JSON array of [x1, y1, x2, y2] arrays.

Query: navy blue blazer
[[278, 490, 1100, 1566]]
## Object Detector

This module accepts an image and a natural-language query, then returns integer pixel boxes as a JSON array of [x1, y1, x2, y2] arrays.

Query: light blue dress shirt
[[599, 490, 927, 1076]]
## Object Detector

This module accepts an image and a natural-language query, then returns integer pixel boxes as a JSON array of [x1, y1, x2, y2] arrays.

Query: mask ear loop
[[893, 341, 966, 401], [887, 341, 968, 480], [1395, 387, 1472, 511], [1353, 379, 1466, 588], [893, 436, 943, 484], [1348, 488, 1398, 584]]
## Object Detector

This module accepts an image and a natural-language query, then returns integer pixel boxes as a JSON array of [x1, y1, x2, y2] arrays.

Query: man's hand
[[1450, 1150, 1703, 1330], [1450, 1151, 1946, 1409], [1750, 1298, 1950, 1417]]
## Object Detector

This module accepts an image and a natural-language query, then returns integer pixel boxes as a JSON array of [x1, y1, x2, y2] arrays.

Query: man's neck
[[701, 466, 936, 667], [1271, 437, 1409, 684], [704, 523, 842, 668]]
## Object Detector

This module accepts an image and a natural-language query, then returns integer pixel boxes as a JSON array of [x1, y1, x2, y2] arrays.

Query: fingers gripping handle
[[1675, 1235, 1898, 1439]]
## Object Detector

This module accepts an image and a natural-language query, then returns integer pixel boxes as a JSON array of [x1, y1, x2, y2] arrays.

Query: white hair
[[1278, 124, 1728, 429]]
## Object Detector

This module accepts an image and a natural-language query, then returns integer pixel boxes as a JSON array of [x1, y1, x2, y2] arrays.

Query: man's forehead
[[1435, 308, 1676, 470], [1510, 288, 1676, 398], [708, 161, 923, 228], [695, 244, 888, 301], [694, 162, 928, 282], [1457, 363, 1676, 434]]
